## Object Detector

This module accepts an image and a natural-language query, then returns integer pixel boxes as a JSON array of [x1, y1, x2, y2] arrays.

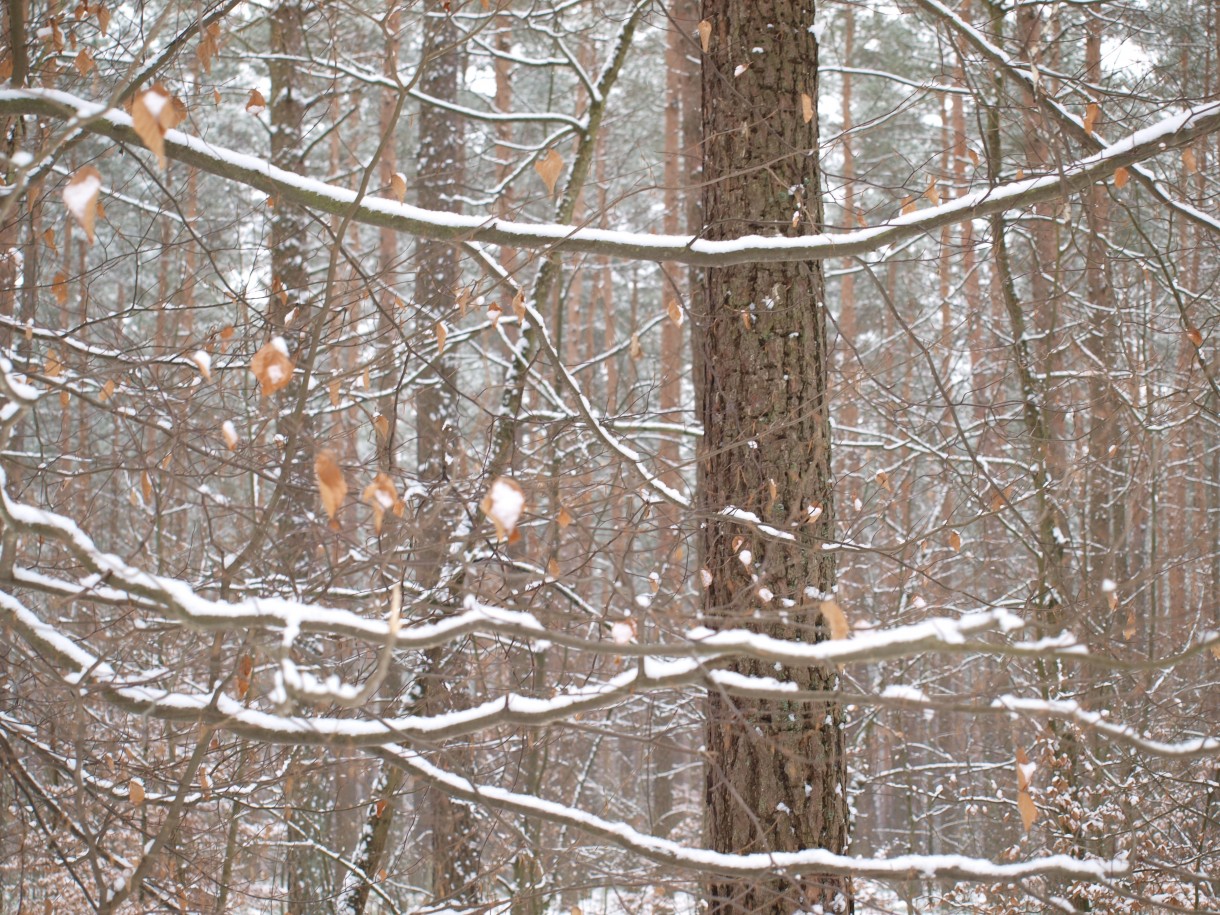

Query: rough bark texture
[[700, 2, 850, 912]]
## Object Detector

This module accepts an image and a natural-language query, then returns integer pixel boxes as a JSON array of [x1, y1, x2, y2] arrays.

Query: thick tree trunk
[[700, 2, 850, 912]]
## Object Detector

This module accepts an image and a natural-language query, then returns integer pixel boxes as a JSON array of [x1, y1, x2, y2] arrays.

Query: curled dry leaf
[[250, 337, 294, 396], [1182, 146, 1198, 175], [1083, 101, 1100, 135], [435, 321, 448, 355], [314, 450, 348, 525], [132, 84, 182, 170], [1114, 165, 1130, 189], [1185, 325, 1204, 347], [389, 171, 407, 202], [481, 476, 524, 542], [801, 92, 813, 124], [74, 47, 94, 76], [924, 177, 941, 206], [129, 778, 145, 806], [246, 88, 267, 115], [512, 290, 526, 321], [52, 271, 69, 306], [948, 529, 962, 551], [44, 351, 64, 378], [63, 166, 102, 244], [534, 148, 563, 198], [373, 413, 390, 441], [557, 506, 573, 528], [819, 600, 850, 640], [666, 299, 683, 327], [362, 472, 405, 535], [235, 653, 253, 699], [190, 349, 212, 381], [1016, 746, 1038, 832], [698, 19, 712, 52], [629, 333, 643, 360]]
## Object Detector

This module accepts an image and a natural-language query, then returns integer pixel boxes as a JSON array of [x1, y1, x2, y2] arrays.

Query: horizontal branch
[[2, 88, 1219, 265], [381, 747, 1129, 883]]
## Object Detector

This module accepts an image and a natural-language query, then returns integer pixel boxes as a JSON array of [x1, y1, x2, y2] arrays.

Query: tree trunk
[[415, 3, 480, 908], [700, 2, 850, 912]]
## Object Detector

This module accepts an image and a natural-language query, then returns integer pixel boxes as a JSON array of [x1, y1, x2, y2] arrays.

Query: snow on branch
[[380, 747, 1129, 882], [2, 88, 1219, 266]]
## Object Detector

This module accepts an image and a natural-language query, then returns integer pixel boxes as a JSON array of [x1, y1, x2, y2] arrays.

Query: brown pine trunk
[[700, 2, 850, 912]]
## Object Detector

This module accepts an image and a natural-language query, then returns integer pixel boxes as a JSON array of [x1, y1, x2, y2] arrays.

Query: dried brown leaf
[[819, 600, 850, 640], [250, 338, 294, 396], [314, 450, 347, 524], [534, 148, 563, 198], [63, 166, 102, 244]]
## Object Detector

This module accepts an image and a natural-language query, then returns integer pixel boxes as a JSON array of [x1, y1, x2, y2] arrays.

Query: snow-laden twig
[[3, 88, 1219, 265], [378, 746, 1129, 882]]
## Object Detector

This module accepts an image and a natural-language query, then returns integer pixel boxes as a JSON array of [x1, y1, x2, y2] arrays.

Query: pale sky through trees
[[1, 1, 1219, 913]]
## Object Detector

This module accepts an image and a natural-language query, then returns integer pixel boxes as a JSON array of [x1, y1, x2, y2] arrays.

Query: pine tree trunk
[[699, 2, 850, 912]]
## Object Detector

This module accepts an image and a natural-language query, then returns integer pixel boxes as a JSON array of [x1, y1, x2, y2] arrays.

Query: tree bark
[[700, 2, 850, 912]]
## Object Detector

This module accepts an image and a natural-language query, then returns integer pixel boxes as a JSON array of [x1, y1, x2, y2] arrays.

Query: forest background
[[1, 0, 1219, 912]]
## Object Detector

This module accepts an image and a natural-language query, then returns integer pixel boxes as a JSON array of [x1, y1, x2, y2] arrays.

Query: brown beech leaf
[[819, 600, 850, 640], [1182, 146, 1198, 175], [629, 332, 642, 360], [44, 350, 64, 378], [534, 148, 563, 198], [1016, 746, 1038, 832], [235, 654, 253, 699], [924, 177, 941, 206], [1185, 325, 1204, 347], [1083, 102, 1100, 135], [480, 477, 525, 542], [389, 171, 407, 202], [132, 85, 178, 169], [129, 778, 145, 806], [900, 195, 917, 216], [557, 506, 573, 528], [666, 299, 683, 327], [222, 420, 238, 450], [99, 379, 116, 401], [63, 166, 102, 244], [314, 451, 347, 525], [948, 529, 962, 551], [801, 92, 813, 124], [52, 271, 69, 306], [246, 88, 266, 115], [250, 337, 294, 396], [435, 321, 448, 355], [373, 413, 390, 441], [74, 47, 94, 76], [1113, 165, 1130, 189], [328, 378, 342, 406], [698, 19, 712, 52], [362, 472, 404, 535], [96, 4, 110, 34], [512, 289, 527, 321]]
